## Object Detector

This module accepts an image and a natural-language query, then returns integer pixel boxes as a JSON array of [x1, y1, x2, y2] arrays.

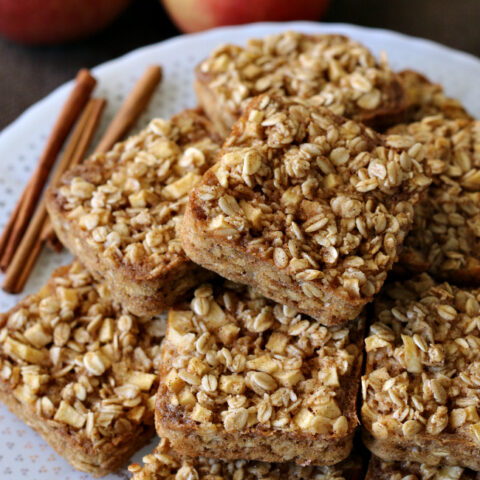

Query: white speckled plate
[[0, 21, 479, 480]]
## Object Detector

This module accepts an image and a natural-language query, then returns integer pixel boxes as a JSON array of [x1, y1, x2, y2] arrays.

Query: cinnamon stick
[[43, 96, 108, 252], [2, 97, 106, 293], [13, 227, 45, 292], [3, 65, 162, 292], [0, 186, 29, 269], [95, 65, 162, 154], [0, 69, 96, 270]]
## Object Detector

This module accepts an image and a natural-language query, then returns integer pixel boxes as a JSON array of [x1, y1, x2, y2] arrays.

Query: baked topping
[[387, 116, 479, 184], [192, 95, 430, 305], [363, 274, 480, 445], [162, 281, 363, 437], [0, 262, 165, 444], [52, 110, 220, 274], [197, 31, 404, 124]]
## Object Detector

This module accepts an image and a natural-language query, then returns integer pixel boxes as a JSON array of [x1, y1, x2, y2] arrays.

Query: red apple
[[162, 0, 330, 33], [0, 0, 131, 45]]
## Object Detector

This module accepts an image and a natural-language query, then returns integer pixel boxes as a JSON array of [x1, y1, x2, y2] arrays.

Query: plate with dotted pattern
[[0, 21, 479, 480]]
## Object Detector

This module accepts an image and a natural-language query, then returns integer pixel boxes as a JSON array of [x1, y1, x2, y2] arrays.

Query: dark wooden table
[[1, 0, 479, 130]]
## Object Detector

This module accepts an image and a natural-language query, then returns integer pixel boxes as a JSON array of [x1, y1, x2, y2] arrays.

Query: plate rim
[[1, 20, 479, 145], [0, 19, 480, 479]]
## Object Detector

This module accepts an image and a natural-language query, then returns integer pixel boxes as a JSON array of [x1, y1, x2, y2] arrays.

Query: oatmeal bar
[[155, 280, 365, 465], [195, 31, 407, 136], [128, 438, 363, 480], [46, 109, 221, 317], [362, 274, 480, 470], [366, 455, 480, 480], [387, 117, 480, 283], [0, 261, 164, 476], [181, 94, 431, 325], [397, 70, 472, 123]]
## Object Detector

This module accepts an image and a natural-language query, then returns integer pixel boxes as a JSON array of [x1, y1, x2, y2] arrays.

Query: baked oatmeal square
[[195, 31, 408, 136], [47, 109, 221, 317], [155, 280, 365, 465], [0, 261, 165, 476], [362, 274, 480, 470], [182, 94, 430, 325], [388, 117, 480, 283]]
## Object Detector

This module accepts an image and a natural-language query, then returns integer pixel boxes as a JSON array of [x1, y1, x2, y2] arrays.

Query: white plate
[[0, 21, 479, 479]]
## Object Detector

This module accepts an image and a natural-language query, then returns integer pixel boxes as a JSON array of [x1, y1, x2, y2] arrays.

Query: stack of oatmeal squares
[[0, 31, 479, 480]]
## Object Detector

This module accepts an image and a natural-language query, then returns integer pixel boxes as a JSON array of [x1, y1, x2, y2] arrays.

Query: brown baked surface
[[362, 274, 480, 470], [397, 70, 472, 123], [0, 261, 165, 476], [129, 438, 363, 479], [46, 109, 221, 317], [155, 279, 365, 465], [387, 117, 480, 283], [194, 31, 407, 136], [181, 94, 431, 325], [365, 454, 480, 480]]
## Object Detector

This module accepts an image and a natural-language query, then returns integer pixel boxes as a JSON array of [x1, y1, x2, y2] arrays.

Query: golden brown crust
[[182, 94, 430, 325], [362, 274, 480, 471], [195, 32, 408, 134], [129, 438, 363, 479], [155, 280, 365, 466], [0, 261, 164, 476], [365, 454, 480, 480], [46, 109, 221, 316], [155, 421, 353, 466]]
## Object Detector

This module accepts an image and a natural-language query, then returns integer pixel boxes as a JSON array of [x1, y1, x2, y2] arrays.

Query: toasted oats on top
[[196, 31, 406, 132], [128, 438, 362, 480], [363, 274, 480, 449], [184, 95, 430, 324], [159, 281, 364, 439], [386, 116, 478, 182], [387, 117, 480, 282], [0, 261, 164, 445]]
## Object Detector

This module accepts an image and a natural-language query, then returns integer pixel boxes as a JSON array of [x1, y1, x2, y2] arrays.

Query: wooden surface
[[1, 0, 479, 130]]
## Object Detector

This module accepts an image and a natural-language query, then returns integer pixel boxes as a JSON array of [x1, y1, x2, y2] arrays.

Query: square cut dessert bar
[[155, 280, 365, 466], [397, 70, 472, 123], [46, 109, 222, 317], [128, 438, 363, 480], [0, 261, 165, 476], [195, 31, 408, 136], [366, 455, 480, 480], [387, 117, 480, 283], [362, 274, 480, 470], [181, 94, 431, 326]]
